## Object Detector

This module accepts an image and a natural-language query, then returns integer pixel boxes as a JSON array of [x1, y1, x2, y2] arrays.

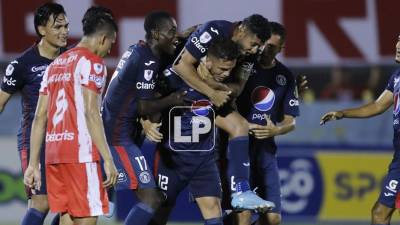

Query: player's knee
[[371, 204, 390, 223], [227, 119, 248, 138], [267, 213, 281, 225], [30, 195, 50, 213]]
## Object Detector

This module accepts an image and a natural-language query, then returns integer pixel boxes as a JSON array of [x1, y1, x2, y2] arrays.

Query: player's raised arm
[[173, 49, 231, 107], [320, 89, 393, 125]]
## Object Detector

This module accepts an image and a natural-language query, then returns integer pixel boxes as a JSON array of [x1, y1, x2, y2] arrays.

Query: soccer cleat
[[231, 190, 275, 211], [103, 201, 115, 218]]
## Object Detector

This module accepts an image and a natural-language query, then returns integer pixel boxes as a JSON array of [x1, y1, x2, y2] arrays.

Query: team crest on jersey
[[200, 31, 212, 44], [276, 74, 287, 86], [251, 86, 275, 111], [93, 63, 103, 74], [144, 70, 153, 81], [191, 99, 213, 116], [139, 171, 151, 184], [117, 170, 127, 183], [163, 69, 172, 77], [5, 64, 14, 76]]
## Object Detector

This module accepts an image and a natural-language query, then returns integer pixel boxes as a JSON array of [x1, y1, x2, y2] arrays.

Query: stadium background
[[1, 0, 400, 224]]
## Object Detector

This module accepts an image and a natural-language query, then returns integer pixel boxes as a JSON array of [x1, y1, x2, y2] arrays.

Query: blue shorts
[[378, 158, 400, 208], [249, 149, 281, 213], [109, 141, 156, 190], [19, 146, 47, 197], [154, 149, 221, 204]]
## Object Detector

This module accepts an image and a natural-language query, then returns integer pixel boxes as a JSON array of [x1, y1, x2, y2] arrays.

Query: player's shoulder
[[200, 20, 233, 34], [4, 45, 40, 76], [127, 41, 155, 62], [275, 60, 294, 79]]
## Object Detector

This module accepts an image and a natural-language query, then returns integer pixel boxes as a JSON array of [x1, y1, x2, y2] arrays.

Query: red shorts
[[46, 162, 109, 217]]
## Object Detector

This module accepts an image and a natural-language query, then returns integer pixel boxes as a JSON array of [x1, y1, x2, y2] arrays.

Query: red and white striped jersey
[[40, 47, 107, 164]]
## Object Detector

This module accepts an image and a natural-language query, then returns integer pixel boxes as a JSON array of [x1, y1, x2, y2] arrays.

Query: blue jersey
[[184, 20, 235, 61], [1, 45, 53, 151], [160, 66, 215, 155], [236, 60, 300, 153], [385, 69, 400, 154], [102, 42, 159, 144]]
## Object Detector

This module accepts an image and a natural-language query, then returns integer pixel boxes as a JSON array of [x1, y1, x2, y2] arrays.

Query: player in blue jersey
[[102, 11, 187, 225], [151, 37, 240, 225], [0, 3, 68, 225], [321, 34, 400, 225], [234, 22, 299, 225], [173, 14, 273, 211]]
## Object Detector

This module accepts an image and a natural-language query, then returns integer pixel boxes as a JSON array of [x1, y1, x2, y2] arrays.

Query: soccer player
[[23, 6, 118, 225], [173, 14, 273, 210], [320, 34, 400, 225], [102, 11, 186, 225], [234, 22, 299, 225], [153, 37, 240, 225], [0, 3, 68, 225]]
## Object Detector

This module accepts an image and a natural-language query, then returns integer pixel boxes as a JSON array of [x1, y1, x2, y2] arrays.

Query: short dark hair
[[82, 6, 118, 36], [208, 38, 240, 60], [270, 21, 286, 41], [242, 14, 271, 42], [34, 2, 66, 38], [144, 11, 172, 40]]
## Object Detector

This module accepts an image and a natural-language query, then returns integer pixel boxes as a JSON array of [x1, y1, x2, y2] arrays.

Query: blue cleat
[[231, 190, 275, 211]]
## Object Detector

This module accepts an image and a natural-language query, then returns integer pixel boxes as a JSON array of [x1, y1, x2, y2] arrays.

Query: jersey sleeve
[[39, 67, 49, 95], [1, 60, 24, 94], [283, 74, 300, 117], [77, 56, 107, 94], [386, 71, 398, 93], [184, 21, 223, 61]]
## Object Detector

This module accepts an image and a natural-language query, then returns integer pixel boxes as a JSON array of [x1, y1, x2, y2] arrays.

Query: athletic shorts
[[154, 148, 222, 204], [379, 158, 400, 208], [109, 141, 156, 190], [46, 162, 109, 217]]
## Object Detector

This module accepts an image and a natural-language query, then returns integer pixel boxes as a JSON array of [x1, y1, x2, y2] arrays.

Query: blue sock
[[227, 136, 250, 193], [141, 138, 158, 170], [21, 208, 46, 225], [50, 214, 60, 225], [204, 217, 223, 225], [124, 202, 155, 225]]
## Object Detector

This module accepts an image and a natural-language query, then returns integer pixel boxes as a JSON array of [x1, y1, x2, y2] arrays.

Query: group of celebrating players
[[1, 2, 400, 225]]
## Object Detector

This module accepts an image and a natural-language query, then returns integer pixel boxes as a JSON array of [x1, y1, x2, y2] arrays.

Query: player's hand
[[23, 164, 41, 194], [296, 75, 309, 95], [320, 111, 344, 125], [141, 118, 163, 142], [209, 90, 231, 107], [168, 90, 188, 106], [103, 160, 118, 188], [249, 117, 279, 139]]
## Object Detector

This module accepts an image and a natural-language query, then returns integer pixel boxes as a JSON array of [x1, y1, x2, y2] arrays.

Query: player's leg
[[189, 154, 224, 225], [370, 162, 400, 225], [112, 143, 164, 225], [20, 147, 50, 225], [148, 148, 187, 225], [216, 111, 250, 192]]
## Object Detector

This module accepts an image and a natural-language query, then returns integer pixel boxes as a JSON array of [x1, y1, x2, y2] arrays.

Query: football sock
[[21, 208, 46, 225], [204, 217, 223, 225], [227, 136, 250, 193], [124, 202, 155, 225]]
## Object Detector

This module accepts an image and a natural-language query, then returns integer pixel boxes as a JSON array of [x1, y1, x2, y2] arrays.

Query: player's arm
[[82, 87, 117, 187], [173, 49, 230, 107], [24, 94, 48, 191], [0, 90, 12, 113], [225, 62, 254, 97], [249, 115, 295, 139], [320, 90, 393, 125], [137, 90, 187, 116]]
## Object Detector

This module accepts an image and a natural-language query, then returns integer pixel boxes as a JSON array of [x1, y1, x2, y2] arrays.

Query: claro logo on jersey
[[45, 130, 75, 142], [191, 36, 207, 53], [251, 86, 275, 120], [136, 80, 155, 90]]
